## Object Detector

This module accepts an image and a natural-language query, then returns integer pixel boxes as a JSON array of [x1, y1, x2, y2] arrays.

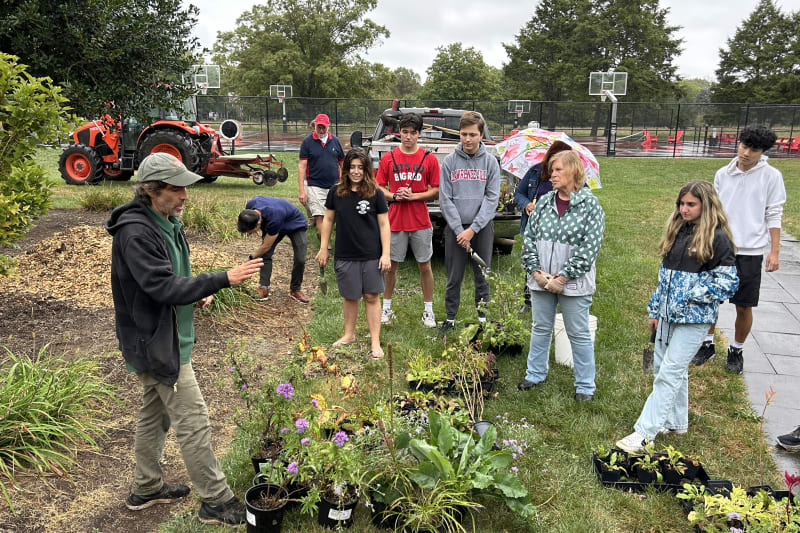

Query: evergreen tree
[[712, 0, 799, 103]]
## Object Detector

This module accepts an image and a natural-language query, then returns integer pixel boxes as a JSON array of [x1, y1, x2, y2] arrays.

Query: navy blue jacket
[[514, 164, 543, 233]]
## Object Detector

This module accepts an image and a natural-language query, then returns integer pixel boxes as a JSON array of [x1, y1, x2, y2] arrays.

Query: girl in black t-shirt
[[316, 149, 391, 359]]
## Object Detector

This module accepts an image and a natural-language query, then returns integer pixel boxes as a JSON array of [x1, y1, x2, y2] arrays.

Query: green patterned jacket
[[521, 187, 605, 296]]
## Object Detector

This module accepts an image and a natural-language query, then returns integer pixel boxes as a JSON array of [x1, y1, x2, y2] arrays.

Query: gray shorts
[[390, 227, 433, 263], [334, 259, 385, 299], [306, 185, 331, 217]]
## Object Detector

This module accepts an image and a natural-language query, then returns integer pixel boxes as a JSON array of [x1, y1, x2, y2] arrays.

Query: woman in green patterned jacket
[[517, 150, 606, 401]]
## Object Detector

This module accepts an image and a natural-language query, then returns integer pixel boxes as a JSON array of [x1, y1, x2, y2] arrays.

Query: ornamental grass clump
[[0, 345, 117, 511]]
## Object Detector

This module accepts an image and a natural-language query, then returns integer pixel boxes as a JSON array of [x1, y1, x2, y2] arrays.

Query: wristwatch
[[392, 192, 397, 201]]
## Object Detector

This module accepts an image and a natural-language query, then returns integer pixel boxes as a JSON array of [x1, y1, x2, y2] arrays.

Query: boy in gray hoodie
[[438, 111, 500, 333]]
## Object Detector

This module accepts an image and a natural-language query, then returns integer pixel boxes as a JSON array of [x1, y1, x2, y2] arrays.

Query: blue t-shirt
[[299, 132, 344, 189], [245, 196, 307, 235]]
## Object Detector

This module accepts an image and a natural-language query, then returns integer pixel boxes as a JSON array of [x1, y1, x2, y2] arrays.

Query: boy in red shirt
[[376, 113, 441, 327]]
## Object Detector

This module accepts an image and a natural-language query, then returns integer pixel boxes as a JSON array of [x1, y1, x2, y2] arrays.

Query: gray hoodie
[[439, 142, 501, 234]]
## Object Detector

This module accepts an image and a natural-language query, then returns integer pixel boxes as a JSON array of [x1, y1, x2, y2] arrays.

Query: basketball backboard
[[270, 84, 293, 101], [507, 100, 531, 117], [589, 71, 627, 96], [190, 65, 221, 90]]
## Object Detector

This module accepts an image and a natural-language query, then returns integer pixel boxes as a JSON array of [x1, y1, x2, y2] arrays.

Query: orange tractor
[[59, 109, 288, 186]]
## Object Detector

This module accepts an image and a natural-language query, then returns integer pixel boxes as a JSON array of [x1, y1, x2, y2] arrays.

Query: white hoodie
[[714, 155, 786, 255]]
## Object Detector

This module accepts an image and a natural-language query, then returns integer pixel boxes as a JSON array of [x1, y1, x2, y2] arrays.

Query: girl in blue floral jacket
[[617, 181, 738, 453]]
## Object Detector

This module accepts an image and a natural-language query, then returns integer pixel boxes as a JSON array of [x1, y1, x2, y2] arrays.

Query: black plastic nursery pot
[[634, 466, 658, 484], [662, 466, 683, 486], [369, 497, 399, 529], [244, 483, 289, 533], [317, 488, 360, 529]]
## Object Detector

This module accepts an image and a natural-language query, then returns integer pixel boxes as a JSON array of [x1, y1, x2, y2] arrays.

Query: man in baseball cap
[[298, 113, 344, 236], [104, 151, 264, 528]]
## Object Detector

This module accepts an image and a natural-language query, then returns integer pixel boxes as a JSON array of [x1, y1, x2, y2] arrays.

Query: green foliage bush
[[79, 186, 130, 212], [0, 345, 118, 511], [0, 53, 71, 275]]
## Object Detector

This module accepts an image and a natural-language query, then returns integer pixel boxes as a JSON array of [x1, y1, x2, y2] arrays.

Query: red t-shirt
[[376, 147, 441, 231]]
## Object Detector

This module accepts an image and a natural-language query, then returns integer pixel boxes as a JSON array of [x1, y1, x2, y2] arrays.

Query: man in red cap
[[298, 113, 345, 232]]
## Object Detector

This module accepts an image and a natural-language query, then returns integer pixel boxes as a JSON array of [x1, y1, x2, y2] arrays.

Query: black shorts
[[730, 254, 762, 308]]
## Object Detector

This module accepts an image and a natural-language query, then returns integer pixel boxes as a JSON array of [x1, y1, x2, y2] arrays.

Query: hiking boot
[[289, 290, 309, 304], [381, 308, 396, 325], [126, 483, 190, 511], [517, 379, 541, 391], [616, 432, 647, 454], [422, 310, 436, 328], [438, 319, 455, 337], [777, 426, 800, 452], [198, 496, 246, 527], [726, 346, 744, 374], [256, 287, 270, 300], [575, 393, 593, 402], [692, 341, 715, 366]]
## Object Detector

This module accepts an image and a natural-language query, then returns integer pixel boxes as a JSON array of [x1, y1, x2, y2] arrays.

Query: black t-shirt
[[325, 188, 388, 260]]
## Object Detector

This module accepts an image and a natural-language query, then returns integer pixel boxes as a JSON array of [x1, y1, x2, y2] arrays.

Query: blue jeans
[[525, 291, 596, 395], [634, 320, 708, 440]]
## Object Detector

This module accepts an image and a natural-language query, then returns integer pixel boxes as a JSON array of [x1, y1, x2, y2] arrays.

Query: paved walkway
[[716, 230, 800, 477]]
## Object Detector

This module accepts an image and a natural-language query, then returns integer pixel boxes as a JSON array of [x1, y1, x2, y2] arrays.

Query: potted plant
[[397, 409, 537, 521], [661, 445, 687, 485], [395, 483, 475, 533], [474, 273, 529, 355], [599, 451, 628, 483], [244, 482, 290, 533], [405, 349, 452, 392], [632, 454, 661, 484]]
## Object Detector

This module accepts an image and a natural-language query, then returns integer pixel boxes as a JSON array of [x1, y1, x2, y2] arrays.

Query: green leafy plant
[[0, 53, 71, 275], [398, 409, 537, 520], [634, 454, 660, 473], [681, 484, 800, 532], [662, 445, 688, 475], [405, 349, 451, 389], [476, 271, 529, 350], [0, 345, 118, 511]]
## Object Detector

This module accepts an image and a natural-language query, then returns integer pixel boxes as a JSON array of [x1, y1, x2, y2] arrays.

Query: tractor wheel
[[103, 167, 134, 181], [138, 130, 198, 170], [58, 144, 103, 185]]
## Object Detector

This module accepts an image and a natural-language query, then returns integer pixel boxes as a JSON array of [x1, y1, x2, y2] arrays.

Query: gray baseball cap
[[136, 152, 203, 186]]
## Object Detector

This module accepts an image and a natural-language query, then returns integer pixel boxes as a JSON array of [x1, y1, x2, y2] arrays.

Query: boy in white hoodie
[[692, 125, 786, 373]]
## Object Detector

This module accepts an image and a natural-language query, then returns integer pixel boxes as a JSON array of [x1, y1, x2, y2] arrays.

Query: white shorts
[[306, 185, 331, 218], [390, 227, 433, 263]]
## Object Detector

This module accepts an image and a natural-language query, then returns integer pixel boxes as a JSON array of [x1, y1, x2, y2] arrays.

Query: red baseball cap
[[314, 113, 330, 126]]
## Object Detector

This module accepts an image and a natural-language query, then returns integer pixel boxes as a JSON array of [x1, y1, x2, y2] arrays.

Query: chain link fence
[[195, 95, 800, 158]]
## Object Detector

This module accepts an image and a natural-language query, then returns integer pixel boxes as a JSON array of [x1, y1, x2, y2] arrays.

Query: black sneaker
[[692, 341, 715, 366], [438, 319, 455, 337], [726, 346, 744, 374], [198, 496, 246, 527], [126, 483, 190, 510], [777, 426, 800, 452]]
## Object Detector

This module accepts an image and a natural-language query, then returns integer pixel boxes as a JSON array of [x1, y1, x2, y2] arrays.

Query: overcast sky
[[187, 0, 800, 87]]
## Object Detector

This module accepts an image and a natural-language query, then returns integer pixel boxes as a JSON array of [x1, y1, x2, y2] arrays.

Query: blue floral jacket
[[648, 224, 739, 324]]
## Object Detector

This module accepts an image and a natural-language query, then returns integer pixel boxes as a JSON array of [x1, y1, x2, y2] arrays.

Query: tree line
[[1, 0, 798, 121]]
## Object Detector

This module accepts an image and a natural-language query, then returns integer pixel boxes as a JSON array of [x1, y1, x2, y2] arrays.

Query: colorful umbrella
[[496, 128, 602, 189]]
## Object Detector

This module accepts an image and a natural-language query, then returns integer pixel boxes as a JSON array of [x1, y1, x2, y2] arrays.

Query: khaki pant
[[133, 362, 232, 504]]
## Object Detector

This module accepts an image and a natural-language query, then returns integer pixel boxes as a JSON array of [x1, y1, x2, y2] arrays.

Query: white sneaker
[[381, 308, 396, 325], [422, 311, 436, 328], [616, 432, 647, 454], [658, 427, 688, 436]]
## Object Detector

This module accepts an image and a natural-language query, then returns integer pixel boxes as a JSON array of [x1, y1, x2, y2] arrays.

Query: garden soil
[[0, 209, 316, 533]]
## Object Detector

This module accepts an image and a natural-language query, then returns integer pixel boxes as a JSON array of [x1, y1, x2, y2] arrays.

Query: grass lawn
[[37, 149, 800, 532]]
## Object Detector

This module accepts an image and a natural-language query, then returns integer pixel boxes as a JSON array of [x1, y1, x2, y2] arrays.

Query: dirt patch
[[0, 209, 315, 533]]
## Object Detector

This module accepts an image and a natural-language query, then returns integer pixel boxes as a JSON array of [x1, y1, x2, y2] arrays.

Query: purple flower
[[280, 427, 289, 434], [512, 453, 517, 460], [287, 462, 298, 475], [727, 512, 741, 520], [301, 437, 310, 445], [240, 384, 247, 390], [295, 418, 309, 433], [511, 466, 519, 473], [332, 431, 349, 447], [229, 366, 235, 373], [311, 398, 319, 407], [276, 382, 294, 399]]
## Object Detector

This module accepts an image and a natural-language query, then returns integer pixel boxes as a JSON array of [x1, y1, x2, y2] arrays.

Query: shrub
[[0, 53, 72, 275], [0, 345, 117, 511], [79, 186, 129, 211]]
